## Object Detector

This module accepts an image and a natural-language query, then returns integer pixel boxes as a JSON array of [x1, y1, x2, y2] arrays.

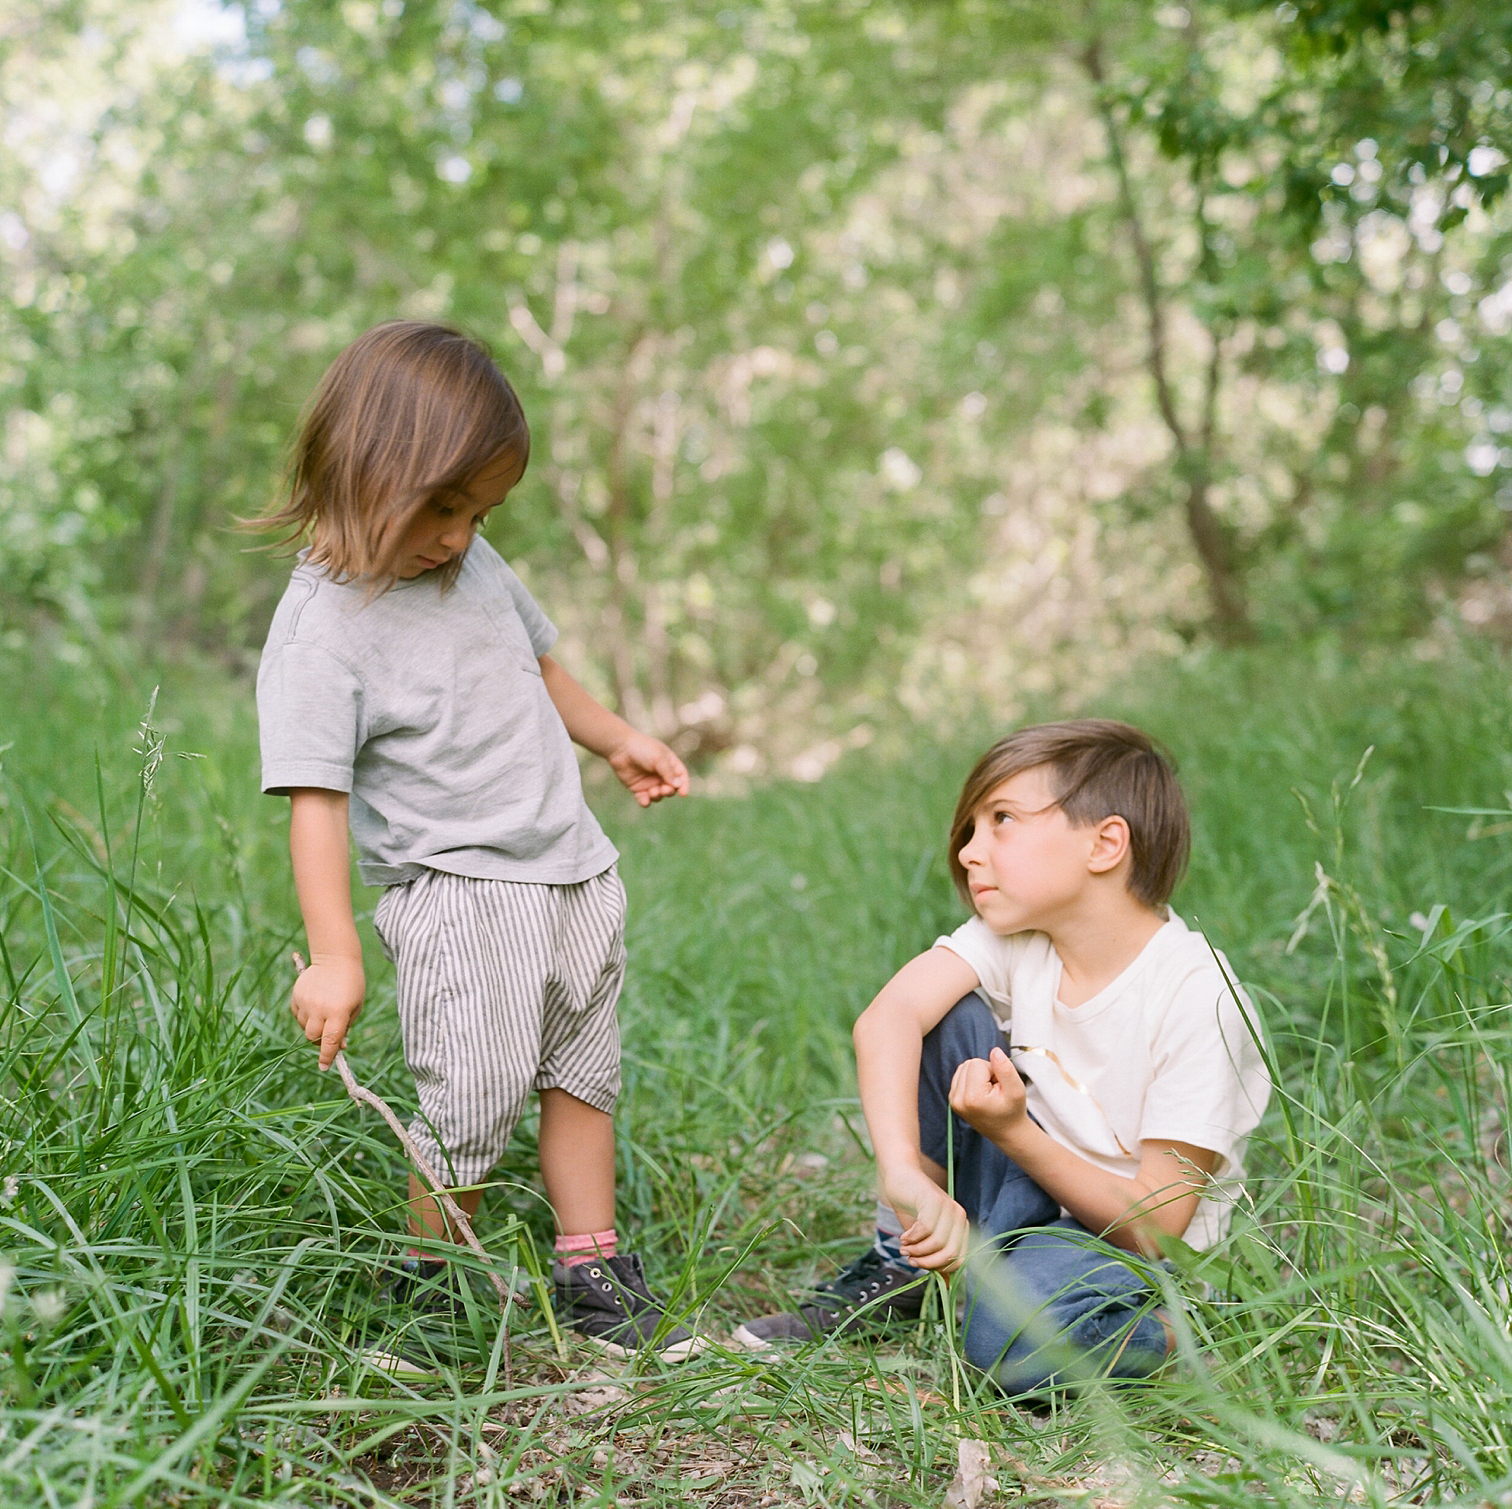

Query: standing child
[[736, 721, 1270, 1395], [256, 320, 700, 1368]]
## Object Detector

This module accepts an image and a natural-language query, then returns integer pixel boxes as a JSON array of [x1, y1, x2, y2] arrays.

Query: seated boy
[[735, 720, 1271, 1394]]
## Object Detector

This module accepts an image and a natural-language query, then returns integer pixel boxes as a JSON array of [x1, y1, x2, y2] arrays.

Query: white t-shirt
[[935, 912, 1271, 1250]]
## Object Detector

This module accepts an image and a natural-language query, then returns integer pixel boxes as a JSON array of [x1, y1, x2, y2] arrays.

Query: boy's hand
[[949, 1046, 1028, 1148], [291, 954, 366, 1070], [883, 1165, 971, 1273], [606, 731, 690, 807]]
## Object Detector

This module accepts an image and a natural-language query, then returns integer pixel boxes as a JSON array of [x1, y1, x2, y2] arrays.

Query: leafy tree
[[5, 0, 1511, 758], [889, 0, 1512, 639], [1073, 0, 1512, 636]]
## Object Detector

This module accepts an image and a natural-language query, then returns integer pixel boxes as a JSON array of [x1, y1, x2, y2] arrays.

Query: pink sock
[[555, 1229, 618, 1267]]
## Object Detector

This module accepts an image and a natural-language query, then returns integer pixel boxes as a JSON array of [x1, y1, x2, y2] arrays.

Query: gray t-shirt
[[257, 538, 618, 888]]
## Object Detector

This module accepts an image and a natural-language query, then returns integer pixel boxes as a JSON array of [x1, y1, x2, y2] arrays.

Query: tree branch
[[1083, 38, 1190, 455]]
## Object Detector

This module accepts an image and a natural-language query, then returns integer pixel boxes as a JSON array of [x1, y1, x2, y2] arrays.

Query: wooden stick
[[292, 952, 517, 1380]]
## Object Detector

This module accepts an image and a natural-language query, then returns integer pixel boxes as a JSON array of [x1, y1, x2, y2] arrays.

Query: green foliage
[[6, 637, 1512, 1501], [1054, 0, 1512, 635], [6, 0, 1512, 740]]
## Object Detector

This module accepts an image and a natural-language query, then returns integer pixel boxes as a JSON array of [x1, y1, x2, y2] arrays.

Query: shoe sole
[[732, 1307, 923, 1353], [578, 1331, 711, 1362]]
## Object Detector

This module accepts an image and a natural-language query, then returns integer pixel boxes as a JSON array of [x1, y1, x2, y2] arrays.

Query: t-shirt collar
[[1052, 912, 1185, 1020]]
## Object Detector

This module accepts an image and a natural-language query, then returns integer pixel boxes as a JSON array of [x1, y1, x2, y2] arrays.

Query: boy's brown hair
[[256, 321, 529, 588], [947, 720, 1190, 911]]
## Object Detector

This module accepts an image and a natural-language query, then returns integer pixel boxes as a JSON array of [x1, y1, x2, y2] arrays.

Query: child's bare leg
[[539, 1087, 616, 1236], [403, 1091, 614, 1255], [407, 1175, 484, 1249]]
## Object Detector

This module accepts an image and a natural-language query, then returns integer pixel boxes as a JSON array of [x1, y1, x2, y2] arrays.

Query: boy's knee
[[962, 1296, 1164, 1398], [958, 1255, 1042, 1371], [917, 993, 1003, 1169], [958, 1287, 1067, 1393], [920, 992, 1002, 1073], [1013, 1227, 1155, 1307]]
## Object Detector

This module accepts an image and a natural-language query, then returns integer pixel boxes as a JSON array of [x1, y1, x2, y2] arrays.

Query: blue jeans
[[918, 994, 1169, 1395]]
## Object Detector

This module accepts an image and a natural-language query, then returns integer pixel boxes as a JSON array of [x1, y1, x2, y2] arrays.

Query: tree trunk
[[1180, 460, 1249, 633], [132, 458, 180, 638], [1082, 37, 1252, 640], [601, 331, 655, 728]]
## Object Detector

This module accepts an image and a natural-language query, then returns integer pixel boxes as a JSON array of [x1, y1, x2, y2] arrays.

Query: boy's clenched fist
[[948, 1046, 1029, 1146]]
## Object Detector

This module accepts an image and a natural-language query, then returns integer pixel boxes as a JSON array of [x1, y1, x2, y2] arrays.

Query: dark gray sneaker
[[382, 1256, 461, 1315], [732, 1247, 928, 1350], [554, 1253, 705, 1361], [359, 1257, 477, 1376]]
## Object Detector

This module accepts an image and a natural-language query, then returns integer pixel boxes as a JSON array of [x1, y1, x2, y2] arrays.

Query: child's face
[[956, 765, 1106, 935], [395, 452, 523, 578]]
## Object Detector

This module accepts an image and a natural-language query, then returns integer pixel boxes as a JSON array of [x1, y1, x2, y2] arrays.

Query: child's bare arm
[[538, 654, 689, 806], [948, 1048, 1218, 1254], [853, 947, 983, 1272], [288, 788, 365, 1069]]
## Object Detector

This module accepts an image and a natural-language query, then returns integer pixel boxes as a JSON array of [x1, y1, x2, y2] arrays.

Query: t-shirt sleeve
[[933, 917, 1014, 1011], [497, 558, 559, 659], [257, 639, 364, 795], [1139, 965, 1271, 1177]]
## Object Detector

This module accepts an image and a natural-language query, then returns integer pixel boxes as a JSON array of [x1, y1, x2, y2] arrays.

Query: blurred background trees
[[4, 0, 1511, 774]]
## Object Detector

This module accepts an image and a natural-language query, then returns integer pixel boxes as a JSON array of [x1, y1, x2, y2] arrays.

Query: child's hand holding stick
[[292, 951, 517, 1327]]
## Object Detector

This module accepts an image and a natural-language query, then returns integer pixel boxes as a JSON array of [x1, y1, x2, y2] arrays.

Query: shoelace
[[580, 1266, 662, 1334], [817, 1259, 895, 1309], [585, 1265, 624, 1302]]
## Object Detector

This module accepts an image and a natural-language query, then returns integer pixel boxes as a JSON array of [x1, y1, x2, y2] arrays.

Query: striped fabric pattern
[[373, 865, 627, 1186]]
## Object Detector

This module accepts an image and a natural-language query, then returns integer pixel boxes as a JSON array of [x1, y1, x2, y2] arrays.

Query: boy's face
[[957, 765, 1114, 935], [395, 451, 523, 578]]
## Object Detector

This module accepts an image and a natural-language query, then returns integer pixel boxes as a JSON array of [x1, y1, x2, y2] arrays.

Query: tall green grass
[[4, 639, 1512, 1505]]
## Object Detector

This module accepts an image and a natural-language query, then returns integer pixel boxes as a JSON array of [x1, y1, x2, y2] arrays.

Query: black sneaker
[[732, 1247, 928, 1350], [359, 1257, 474, 1376], [554, 1253, 705, 1361], [382, 1256, 463, 1315]]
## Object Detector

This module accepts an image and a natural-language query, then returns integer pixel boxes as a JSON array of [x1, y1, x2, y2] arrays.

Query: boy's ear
[[1086, 814, 1132, 876]]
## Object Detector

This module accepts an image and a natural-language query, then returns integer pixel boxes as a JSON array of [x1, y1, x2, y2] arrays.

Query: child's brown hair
[[947, 720, 1190, 911], [258, 321, 529, 587]]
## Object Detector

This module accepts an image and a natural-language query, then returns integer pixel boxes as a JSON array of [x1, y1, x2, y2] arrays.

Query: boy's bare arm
[[538, 654, 689, 807], [853, 947, 983, 1272], [949, 1048, 1218, 1254], [288, 788, 365, 1070]]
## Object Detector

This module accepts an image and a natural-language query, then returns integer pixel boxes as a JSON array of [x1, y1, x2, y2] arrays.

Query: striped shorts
[[372, 865, 627, 1187]]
